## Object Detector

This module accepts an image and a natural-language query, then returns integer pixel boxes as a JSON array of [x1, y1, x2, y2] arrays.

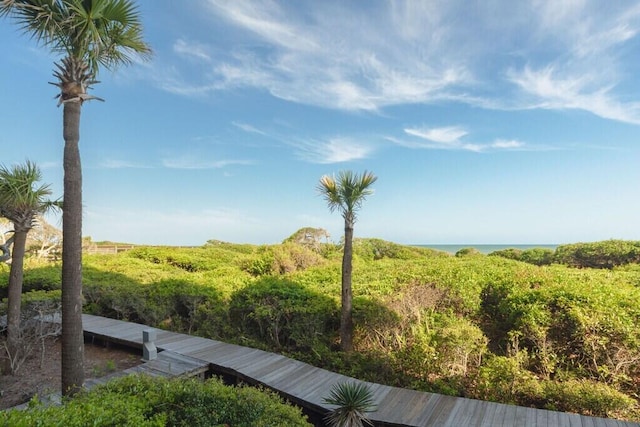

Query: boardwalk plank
[[477, 401, 499, 427], [417, 393, 462, 426], [158, 336, 212, 353], [498, 403, 519, 427], [237, 353, 289, 377], [250, 359, 311, 386], [445, 398, 485, 427], [513, 406, 536, 427]]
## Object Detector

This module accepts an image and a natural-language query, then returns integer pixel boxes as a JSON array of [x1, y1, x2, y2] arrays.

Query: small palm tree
[[0, 161, 59, 374], [318, 170, 377, 352], [323, 382, 377, 427], [1, 0, 151, 395]]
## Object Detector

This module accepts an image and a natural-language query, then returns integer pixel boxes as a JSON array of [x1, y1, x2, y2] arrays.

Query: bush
[[489, 248, 523, 261], [520, 248, 555, 266], [455, 247, 482, 257], [229, 277, 338, 350], [353, 238, 419, 261], [83, 279, 227, 336], [471, 354, 542, 405], [542, 379, 635, 418], [1, 375, 310, 426], [0, 261, 61, 299], [241, 243, 325, 276], [554, 240, 640, 269], [489, 248, 554, 266]]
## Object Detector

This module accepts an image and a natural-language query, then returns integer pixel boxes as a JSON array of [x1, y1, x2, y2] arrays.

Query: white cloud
[[292, 136, 375, 164], [491, 139, 525, 149], [153, 0, 470, 111], [404, 126, 468, 144], [150, 1, 640, 123], [173, 39, 211, 62], [209, 0, 319, 52], [508, 65, 640, 124], [101, 159, 152, 169], [39, 161, 60, 170], [232, 121, 267, 135], [393, 126, 529, 152], [162, 156, 253, 169]]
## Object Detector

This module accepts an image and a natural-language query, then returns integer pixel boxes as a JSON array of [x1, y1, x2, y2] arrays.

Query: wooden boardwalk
[[82, 314, 639, 427]]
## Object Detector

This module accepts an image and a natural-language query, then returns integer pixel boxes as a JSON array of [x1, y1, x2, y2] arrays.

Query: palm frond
[[0, 160, 58, 229], [318, 170, 377, 223], [2, 0, 151, 76]]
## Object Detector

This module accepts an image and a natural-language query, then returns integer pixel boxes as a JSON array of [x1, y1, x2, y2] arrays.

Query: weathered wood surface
[[84, 350, 208, 389], [81, 314, 639, 427]]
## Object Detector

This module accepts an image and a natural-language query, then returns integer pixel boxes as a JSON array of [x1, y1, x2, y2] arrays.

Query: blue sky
[[1, 1, 640, 246]]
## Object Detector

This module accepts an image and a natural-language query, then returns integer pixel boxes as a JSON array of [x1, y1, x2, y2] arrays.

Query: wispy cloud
[[232, 121, 267, 135], [404, 126, 468, 145], [101, 159, 152, 169], [291, 136, 375, 164], [503, 2, 640, 123], [162, 156, 253, 169], [392, 125, 529, 153], [507, 65, 640, 124], [153, 1, 471, 110], [173, 38, 211, 62], [150, 1, 640, 124], [491, 139, 525, 149], [39, 161, 59, 170], [211, 0, 319, 52]]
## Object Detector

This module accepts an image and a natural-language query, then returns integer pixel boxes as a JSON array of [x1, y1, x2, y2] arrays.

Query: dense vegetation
[[2, 236, 640, 421], [0, 375, 310, 426]]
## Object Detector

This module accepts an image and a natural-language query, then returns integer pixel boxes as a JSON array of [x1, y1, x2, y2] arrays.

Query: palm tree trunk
[[61, 100, 85, 396], [340, 220, 354, 352], [5, 229, 27, 374]]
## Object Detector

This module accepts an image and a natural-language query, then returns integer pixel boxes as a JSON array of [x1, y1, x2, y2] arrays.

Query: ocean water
[[415, 244, 559, 255]]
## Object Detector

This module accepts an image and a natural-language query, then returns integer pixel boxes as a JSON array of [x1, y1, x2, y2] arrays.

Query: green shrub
[[353, 238, 420, 261], [84, 280, 228, 336], [0, 261, 61, 299], [489, 248, 523, 261], [455, 247, 482, 257], [0, 289, 61, 317], [489, 248, 554, 266], [429, 314, 488, 376], [554, 240, 640, 269], [519, 248, 555, 266], [542, 379, 635, 418], [471, 354, 542, 405], [1, 375, 310, 426], [229, 277, 339, 350], [241, 243, 325, 276]]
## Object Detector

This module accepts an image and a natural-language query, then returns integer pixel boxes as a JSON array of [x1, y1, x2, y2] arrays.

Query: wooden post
[[142, 329, 157, 361]]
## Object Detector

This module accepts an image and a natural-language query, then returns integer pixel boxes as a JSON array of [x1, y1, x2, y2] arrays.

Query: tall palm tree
[[318, 170, 377, 352], [1, 0, 151, 395], [0, 161, 58, 374]]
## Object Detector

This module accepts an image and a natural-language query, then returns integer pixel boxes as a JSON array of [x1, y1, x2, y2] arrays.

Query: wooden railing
[[84, 245, 135, 255]]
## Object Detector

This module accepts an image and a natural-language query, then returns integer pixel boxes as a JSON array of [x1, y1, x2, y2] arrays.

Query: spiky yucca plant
[[323, 382, 377, 427]]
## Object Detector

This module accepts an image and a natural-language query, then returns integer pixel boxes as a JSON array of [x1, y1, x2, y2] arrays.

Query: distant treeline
[[487, 239, 640, 269]]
